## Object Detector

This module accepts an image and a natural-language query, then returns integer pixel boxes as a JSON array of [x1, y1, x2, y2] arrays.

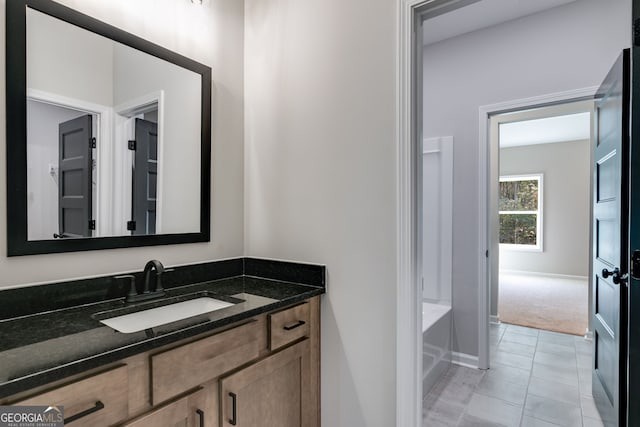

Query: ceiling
[[422, 0, 579, 46], [499, 112, 591, 148]]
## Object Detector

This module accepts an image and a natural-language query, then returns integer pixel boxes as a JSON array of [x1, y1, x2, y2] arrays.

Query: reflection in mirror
[[26, 7, 201, 240], [7, 0, 211, 256]]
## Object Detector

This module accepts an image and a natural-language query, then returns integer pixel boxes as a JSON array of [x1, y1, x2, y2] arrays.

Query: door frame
[[397, 1, 505, 425], [477, 87, 598, 368], [114, 90, 165, 235], [397, 2, 603, 426], [396, 1, 441, 426], [26, 88, 112, 237]]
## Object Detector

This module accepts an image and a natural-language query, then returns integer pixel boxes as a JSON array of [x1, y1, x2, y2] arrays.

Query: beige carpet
[[498, 272, 588, 336]]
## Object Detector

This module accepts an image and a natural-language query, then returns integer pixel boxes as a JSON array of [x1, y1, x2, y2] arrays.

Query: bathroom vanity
[[0, 258, 324, 426], [1, 2, 324, 425]]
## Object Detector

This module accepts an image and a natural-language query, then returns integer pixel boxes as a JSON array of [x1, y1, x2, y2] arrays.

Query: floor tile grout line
[[517, 325, 537, 427], [576, 336, 586, 426]]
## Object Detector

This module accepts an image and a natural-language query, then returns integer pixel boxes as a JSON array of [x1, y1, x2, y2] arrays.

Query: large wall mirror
[[6, 0, 211, 256]]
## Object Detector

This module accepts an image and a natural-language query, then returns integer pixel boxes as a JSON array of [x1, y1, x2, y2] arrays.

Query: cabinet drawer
[[15, 364, 129, 426], [151, 319, 263, 404], [269, 303, 310, 350]]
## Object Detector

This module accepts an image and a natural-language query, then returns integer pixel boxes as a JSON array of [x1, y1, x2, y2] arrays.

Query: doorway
[[397, 1, 632, 426], [490, 102, 594, 338]]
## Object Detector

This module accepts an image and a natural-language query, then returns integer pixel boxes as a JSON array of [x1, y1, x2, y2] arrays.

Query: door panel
[[58, 114, 93, 238], [597, 276, 617, 331], [598, 219, 617, 263], [598, 156, 618, 201], [592, 49, 629, 427]]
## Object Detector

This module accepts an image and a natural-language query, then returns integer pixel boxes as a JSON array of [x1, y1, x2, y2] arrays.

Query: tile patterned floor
[[423, 323, 603, 427]]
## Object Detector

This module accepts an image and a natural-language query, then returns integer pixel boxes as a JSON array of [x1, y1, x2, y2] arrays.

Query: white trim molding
[[397, 2, 422, 427], [478, 87, 598, 373], [500, 269, 588, 281], [451, 351, 480, 369]]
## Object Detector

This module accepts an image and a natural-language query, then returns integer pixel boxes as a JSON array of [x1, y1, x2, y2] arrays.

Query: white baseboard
[[500, 269, 588, 281], [584, 329, 593, 341], [451, 351, 479, 369], [490, 315, 500, 324]]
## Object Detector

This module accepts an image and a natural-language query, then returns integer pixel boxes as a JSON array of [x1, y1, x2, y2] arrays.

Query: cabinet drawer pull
[[64, 400, 104, 424], [283, 320, 306, 331], [228, 392, 237, 425], [196, 409, 204, 427]]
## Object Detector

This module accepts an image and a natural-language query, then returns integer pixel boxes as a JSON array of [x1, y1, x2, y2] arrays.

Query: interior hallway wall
[[499, 139, 590, 277], [244, 0, 396, 425], [423, 0, 630, 358], [0, 0, 244, 287]]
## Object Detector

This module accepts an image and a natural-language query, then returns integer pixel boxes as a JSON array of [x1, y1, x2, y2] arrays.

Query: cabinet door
[[220, 339, 310, 427], [120, 387, 206, 427]]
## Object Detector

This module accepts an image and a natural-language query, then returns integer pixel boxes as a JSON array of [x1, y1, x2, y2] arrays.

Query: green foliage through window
[[499, 176, 541, 247]]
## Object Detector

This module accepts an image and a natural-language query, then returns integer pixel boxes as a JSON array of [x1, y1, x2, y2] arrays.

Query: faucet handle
[[115, 275, 137, 298]]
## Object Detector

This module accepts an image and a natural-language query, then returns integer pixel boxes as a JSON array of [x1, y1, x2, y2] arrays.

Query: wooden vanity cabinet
[[220, 339, 311, 427], [1, 296, 320, 427]]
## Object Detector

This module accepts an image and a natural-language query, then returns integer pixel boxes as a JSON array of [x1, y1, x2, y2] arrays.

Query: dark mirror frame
[[6, 0, 211, 256]]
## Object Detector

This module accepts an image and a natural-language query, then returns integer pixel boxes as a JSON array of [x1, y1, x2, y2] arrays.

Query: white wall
[[499, 140, 590, 277], [113, 44, 201, 234], [27, 8, 114, 107], [0, 0, 244, 287], [423, 0, 630, 357], [244, 0, 396, 426]]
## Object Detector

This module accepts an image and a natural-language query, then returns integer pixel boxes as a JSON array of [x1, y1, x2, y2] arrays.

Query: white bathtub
[[422, 302, 452, 397]]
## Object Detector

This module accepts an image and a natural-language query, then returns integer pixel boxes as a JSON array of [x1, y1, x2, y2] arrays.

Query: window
[[499, 174, 543, 250]]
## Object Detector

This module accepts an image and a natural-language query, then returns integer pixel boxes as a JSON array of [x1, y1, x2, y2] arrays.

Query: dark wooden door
[[57, 114, 93, 238], [627, 3, 640, 424], [592, 49, 630, 427], [132, 118, 157, 235]]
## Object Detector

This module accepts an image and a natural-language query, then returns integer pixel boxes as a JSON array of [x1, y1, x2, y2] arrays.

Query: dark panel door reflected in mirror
[[57, 114, 93, 239], [133, 118, 158, 236]]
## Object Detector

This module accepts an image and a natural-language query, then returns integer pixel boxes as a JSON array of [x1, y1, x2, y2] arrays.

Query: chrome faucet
[[124, 260, 167, 303]]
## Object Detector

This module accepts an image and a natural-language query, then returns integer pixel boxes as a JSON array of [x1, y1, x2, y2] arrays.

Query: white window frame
[[499, 173, 543, 252]]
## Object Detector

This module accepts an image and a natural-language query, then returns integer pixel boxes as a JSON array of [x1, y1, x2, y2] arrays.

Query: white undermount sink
[[99, 297, 234, 333]]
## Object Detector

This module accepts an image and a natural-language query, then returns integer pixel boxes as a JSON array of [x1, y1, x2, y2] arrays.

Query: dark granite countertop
[[0, 258, 325, 399]]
